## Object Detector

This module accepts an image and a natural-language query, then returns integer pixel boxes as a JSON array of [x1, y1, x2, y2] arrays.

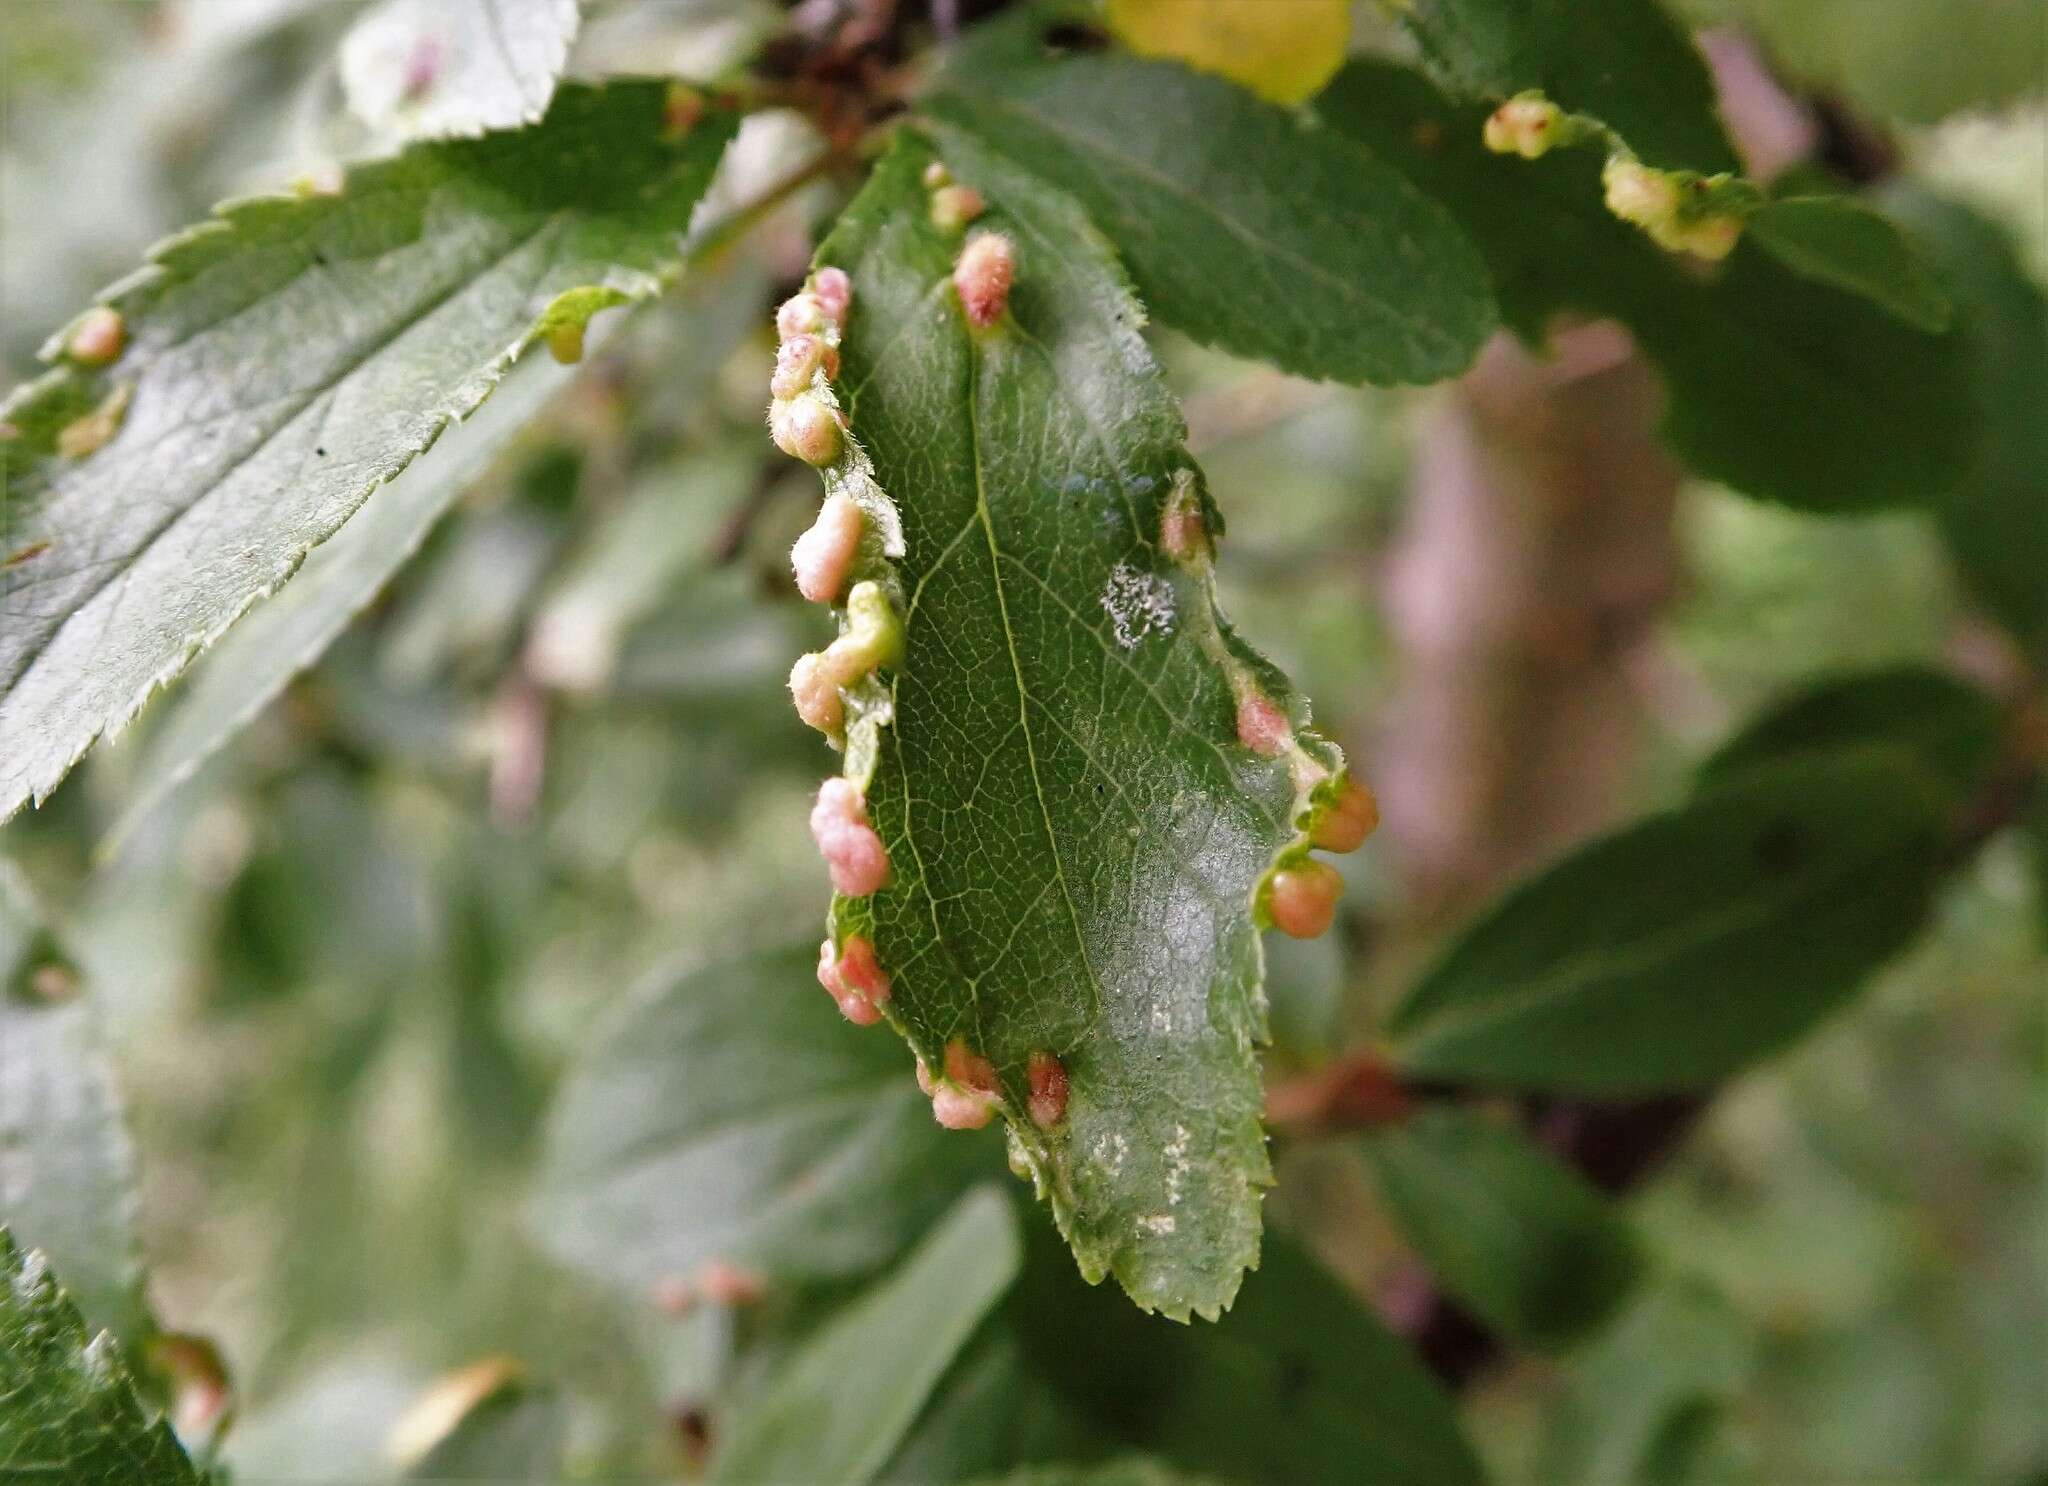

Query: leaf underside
[[0, 1230, 198, 1485], [814, 132, 1341, 1319], [0, 83, 736, 822], [341, 0, 582, 142]]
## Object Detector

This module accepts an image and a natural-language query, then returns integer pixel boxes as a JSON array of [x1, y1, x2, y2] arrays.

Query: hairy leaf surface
[[1390, 749, 1954, 1092], [0, 865, 144, 1344], [528, 946, 989, 1291], [0, 83, 736, 822], [341, 0, 582, 141], [1317, 63, 1975, 513], [1362, 1105, 1641, 1346], [926, 19, 1494, 385], [0, 1230, 197, 1485], [814, 133, 1344, 1319]]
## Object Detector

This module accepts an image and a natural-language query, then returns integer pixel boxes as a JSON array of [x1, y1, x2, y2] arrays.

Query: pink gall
[[790, 493, 864, 604], [930, 184, 985, 233], [1311, 775, 1379, 854], [789, 651, 844, 734], [953, 232, 1016, 331], [810, 778, 890, 897], [1267, 860, 1343, 939], [772, 334, 838, 400], [932, 1086, 994, 1130], [1026, 1051, 1069, 1129], [812, 267, 853, 327], [777, 292, 829, 341], [770, 393, 844, 466], [1235, 686, 1291, 756], [66, 307, 125, 366]]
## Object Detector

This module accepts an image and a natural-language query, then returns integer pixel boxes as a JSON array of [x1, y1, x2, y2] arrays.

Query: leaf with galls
[[809, 133, 1344, 1321]]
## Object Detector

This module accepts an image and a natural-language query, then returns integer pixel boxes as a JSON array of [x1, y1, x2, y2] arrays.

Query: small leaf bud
[[930, 184, 986, 233], [812, 266, 853, 327], [953, 232, 1016, 331], [790, 493, 864, 604], [1026, 1051, 1069, 1129], [770, 393, 844, 466], [1482, 94, 1564, 159], [1266, 860, 1343, 939], [1311, 775, 1379, 853], [810, 777, 890, 897], [66, 307, 125, 366]]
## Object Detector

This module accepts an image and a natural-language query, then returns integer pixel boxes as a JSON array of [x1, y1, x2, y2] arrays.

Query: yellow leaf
[[1106, 0, 1352, 105]]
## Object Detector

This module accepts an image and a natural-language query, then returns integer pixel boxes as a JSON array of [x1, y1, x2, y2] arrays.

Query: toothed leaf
[[341, 0, 582, 142], [0, 83, 736, 822], [810, 133, 1343, 1321], [0, 1230, 199, 1485]]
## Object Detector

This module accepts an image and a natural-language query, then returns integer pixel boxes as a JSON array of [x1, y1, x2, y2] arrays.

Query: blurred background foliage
[[1, 1, 2041, 1481]]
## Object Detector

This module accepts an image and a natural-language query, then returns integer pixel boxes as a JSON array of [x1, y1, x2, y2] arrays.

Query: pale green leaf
[[111, 355, 578, 845], [875, 1329, 1098, 1485], [1362, 1105, 1641, 1346], [710, 1187, 1021, 1486], [1748, 196, 1951, 332], [965, 1460, 1223, 1486], [1390, 748, 1954, 1092], [527, 945, 990, 1292], [0, 1229, 198, 1486], [1316, 62, 1977, 513], [925, 18, 1495, 385], [0, 84, 737, 822], [814, 133, 1348, 1319], [0, 863, 144, 1342], [403, 1378, 567, 1481], [341, 0, 582, 142], [1397, 0, 1739, 173]]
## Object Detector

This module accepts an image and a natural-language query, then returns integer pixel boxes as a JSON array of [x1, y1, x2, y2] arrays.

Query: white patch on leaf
[[1099, 561, 1175, 649]]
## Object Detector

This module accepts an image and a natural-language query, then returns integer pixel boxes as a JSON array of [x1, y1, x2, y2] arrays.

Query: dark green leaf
[[876, 1327, 1100, 1485], [1880, 189, 2048, 653], [710, 1187, 1021, 1486], [341, 0, 582, 142], [0, 83, 737, 821], [0, 864, 144, 1341], [0, 1229, 198, 1485], [403, 1378, 567, 1481], [1007, 1223, 1485, 1485], [1543, 1278, 1754, 1485], [1398, 0, 1740, 173], [965, 1460, 1225, 1486], [925, 19, 1494, 384], [1390, 748, 1955, 1092], [815, 131, 1351, 1318], [527, 945, 988, 1291], [1315, 61, 1976, 514], [1699, 665, 2004, 799], [1747, 197, 1950, 332], [1362, 1104, 1642, 1346]]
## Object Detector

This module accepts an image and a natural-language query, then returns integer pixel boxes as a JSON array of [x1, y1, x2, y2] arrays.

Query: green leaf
[[0, 864, 144, 1342], [341, 0, 582, 142], [527, 945, 989, 1292], [1747, 196, 1951, 332], [1880, 189, 2048, 653], [403, 1378, 567, 1481], [1389, 748, 1954, 1092], [1007, 1224, 1485, 1485], [814, 132, 1349, 1319], [1361, 1105, 1642, 1347], [876, 1327, 1099, 1485], [0, 1229, 199, 1486], [965, 1460, 1225, 1486], [925, 18, 1495, 385], [1315, 61, 1977, 513], [0, 83, 737, 822], [710, 1187, 1021, 1486], [110, 355, 578, 846], [1397, 0, 1740, 174], [1699, 665, 2004, 799], [1543, 1278, 1754, 1485]]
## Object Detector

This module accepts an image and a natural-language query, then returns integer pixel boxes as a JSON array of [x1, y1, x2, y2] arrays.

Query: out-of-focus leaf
[[875, 1326, 1099, 1485], [0, 863, 143, 1341], [528, 945, 989, 1292], [222, 1357, 420, 1483], [0, 83, 737, 822], [965, 1460, 1225, 1486], [710, 1187, 1021, 1486], [1390, 748, 1955, 1092], [1361, 1105, 1642, 1346], [1397, 0, 1739, 174], [1315, 62, 1976, 514], [1103, 0, 1349, 105], [1699, 665, 2004, 799], [341, 0, 581, 142], [814, 131, 1350, 1320], [0, 1230, 198, 1485], [111, 356, 577, 846], [1881, 189, 2048, 653], [1748, 197, 1951, 332], [1008, 1224, 1485, 1485], [926, 18, 1494, 385], [402, 1376, 567, 1481], [1543, 1278, 1755, 1485]]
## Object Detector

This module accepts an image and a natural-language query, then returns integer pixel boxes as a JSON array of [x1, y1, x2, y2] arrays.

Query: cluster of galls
[[1242, 685, 1380, 941], [1601, 159, 1744, 261]]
